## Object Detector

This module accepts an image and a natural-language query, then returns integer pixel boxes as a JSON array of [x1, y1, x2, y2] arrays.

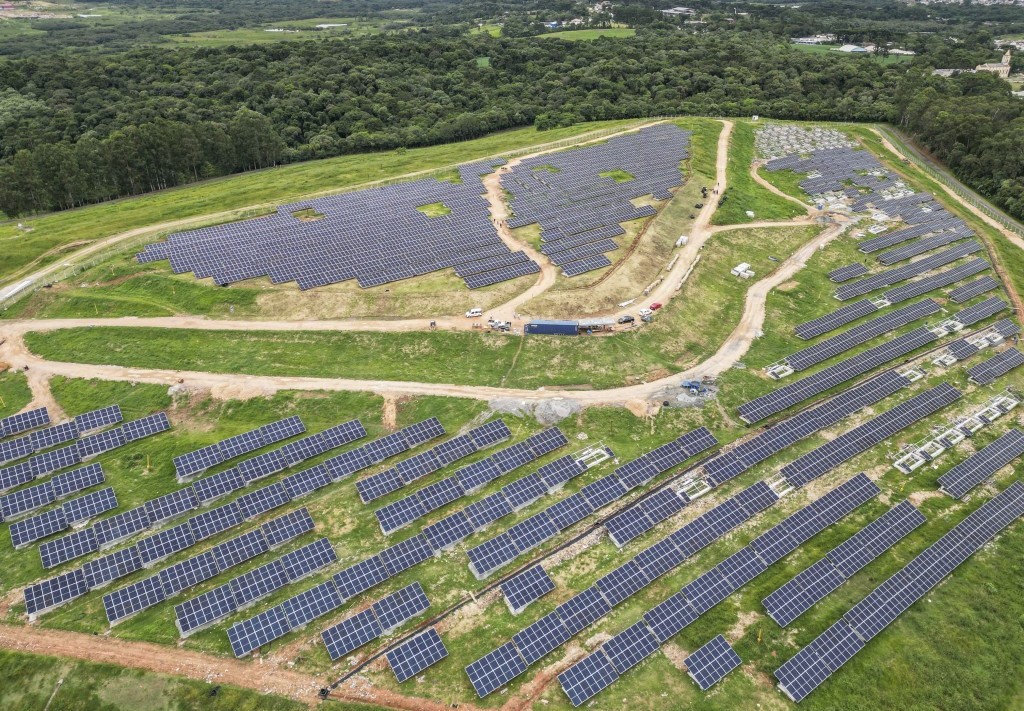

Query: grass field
[[0, 370, 32, 417], [0, 119, 643, 290], [165, 16, 407, 48], [712, 120, 806, 225], [540, 28, 636, 41]]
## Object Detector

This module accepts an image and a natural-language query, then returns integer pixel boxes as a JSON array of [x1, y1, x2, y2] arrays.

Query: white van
[[465, 308, 483, 318]]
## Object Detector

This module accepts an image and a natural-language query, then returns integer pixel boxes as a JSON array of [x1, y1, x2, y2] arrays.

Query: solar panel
[[235, 482, 291, 520], [324, 447, 372, 480], [467, 532, 520, 577], [136, 522, 195, 565], [0, 460, 35, 492], [466, 642, 528, 698], [376, 496, 428, 534], [596, 560, 653, 606], [322, 607, 383, 661], [188, 503, 243, 541], [955, 296, 1008, 326], [236, 450, 286, 483], [212, 528, 269, 569], [400, 417, 446, 447], [261, 507, 315, 547], [218, 430, 265, 460], [774, 618, 866, 703], [51, 463, 105, 498], [159, 550, 221, 595], [545, 492, 594, 530], [416, 476, 466, 513], [231, 559, 289, 608], [795, 300, 878, 340], [30, 444, 82, 477], [433, 434, 479, 466], [281, 537, 337, 581], [558, 650, 620, 707], [372, 581, 430, 631], [0, 435, 35, 466], [556, 585, 612, 635], [633, 536, 687, 579], [61, 486, 117, 524], [356, 469, 406, 503], [422, 511, 475, 551], [83, 546, 143, 588], [318, 419, 367, 449], [379, 534, 432, 576], [121, 412, 171, 442], [76, 428, 126, 459], [72, 405, 122, 434], [333, 554, 390, 600], [175, 583, 238, 635], [948, 275, 999, 303], [469, 419, 513, 448], [191, 468, 245, 503], [104, 575, 167, 624], [685, 635, 742, 690], [92, 505, 152, 546], [173, 445, 227, 479], [938, 429, 1024, 499], [228, 604, 292, 657], [968, 348, 1024, 385], [643, 591, 699, 642], [1, 481, 55, 519], [259, 415, 306, 443], [829, 262, 869, 282], [24, 568, 88, 615], [30, 420, 79, 451], [145, 488, 199, 524], [39, 528, 98, 568], [1, 407, 49, 439], [505, 512, 558, 553], [464, 492, 514, 529], [512, 611, 572, 664], [501, 473, 548, 510], [387, 628, 448, 682], [602, 621, 660, 674], [536, 455, 587, 489], [501, 564, 555, 613], [283, 580, 343, 628], [580, 475, 628, 509]]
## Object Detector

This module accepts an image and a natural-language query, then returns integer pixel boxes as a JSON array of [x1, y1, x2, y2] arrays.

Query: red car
[[649, 303, 663, 311]]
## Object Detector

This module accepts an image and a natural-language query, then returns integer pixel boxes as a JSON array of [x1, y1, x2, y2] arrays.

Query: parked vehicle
[[638, 307, 653, 318], [617, 315, 635, 324], [465, 308, 483, 318], [649, 302, 663, 311], [695, 203, 704, 208]]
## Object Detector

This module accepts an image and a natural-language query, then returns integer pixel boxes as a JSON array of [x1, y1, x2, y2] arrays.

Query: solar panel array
[[503, 124, 689, 277], [705, 372, 908, 487], [834, 241, 982, 301], [967, 348, 1024, 385], [357, 419, 505, 504], [738, 328, 941, 423], [876, 230, 972, 265], [954, 296, 1009, 328], [938, 429, 1024, 499], [780, 384, 962, 487], [684, 635, 742, 691], [11, 487, 119, 548], [375, 427, 568, 535], [775, 481, 1024, 703], [0, 406, 123, 467], [1, 412, 169, 492], [139, 152, 547, 291], [387, 627, 449, 683], [0, 463, 104, 523], [501, 564, 556, 614], [554, 475, 878, 706], [468, 428, 717, 577], [762, 500, 925, 627], [320, 582, 430, 661], [0, 407, 49, 440], [883, 258, 990, 304], [948, 276, 999, 303], [782, 299, 940, 372], [466, 478, 774, 699], [173, 416, 307, 479], [102, 512, 317, 626]]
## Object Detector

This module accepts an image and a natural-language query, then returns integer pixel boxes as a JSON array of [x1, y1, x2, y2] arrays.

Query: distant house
[[791, 34, 836, 45], [977, 49, 1013, 79], [836, 44, 869, 53]]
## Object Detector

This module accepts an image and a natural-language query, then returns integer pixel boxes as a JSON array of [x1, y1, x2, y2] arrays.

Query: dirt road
[[749, 161, 817, 215]]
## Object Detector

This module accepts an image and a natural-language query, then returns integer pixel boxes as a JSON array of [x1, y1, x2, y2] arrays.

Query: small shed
[[525, 319, 579, 336]]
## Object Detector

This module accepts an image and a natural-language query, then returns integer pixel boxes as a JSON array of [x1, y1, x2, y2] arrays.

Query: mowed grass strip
[[0, 370, 32, 417], [0, 119, 642, 286]]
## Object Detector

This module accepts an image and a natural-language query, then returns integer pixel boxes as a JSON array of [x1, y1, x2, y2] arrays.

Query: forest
[[0, 0, 1022, 223]]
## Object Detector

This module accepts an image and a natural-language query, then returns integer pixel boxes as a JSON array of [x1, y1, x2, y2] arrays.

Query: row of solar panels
[[374, 427, 570, 535], [0, 462, 105, 522], [464, 477, 783, 699], [319, 582, 431, 660], [0, 405, 123, 466], [0, 406, 50, 440], [776, 481, 1024, 703], [23, 506, 312, 617], [1, 412, 168, 493], [467, 427, 718, 578], [556, 474, 879, 706], [173, 416, 309, 479]]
